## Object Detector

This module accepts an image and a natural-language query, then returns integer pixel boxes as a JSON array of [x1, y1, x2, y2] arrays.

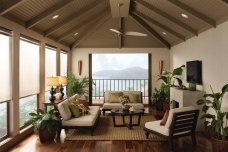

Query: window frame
[[0, 100, 10, 142]]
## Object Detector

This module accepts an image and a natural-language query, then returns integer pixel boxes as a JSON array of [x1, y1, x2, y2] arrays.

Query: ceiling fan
[[109, 28, 148, 37]]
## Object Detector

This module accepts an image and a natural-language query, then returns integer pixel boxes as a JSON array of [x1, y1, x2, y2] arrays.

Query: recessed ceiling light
[[74, 33, 79, 36], [52, 15, 59, 20], [181, 13, 188, 19], [162, 32, 167, 35]]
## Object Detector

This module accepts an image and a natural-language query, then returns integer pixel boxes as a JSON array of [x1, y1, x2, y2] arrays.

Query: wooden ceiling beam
[[167, 0, 216, 27], [70, 14, 110, 49], [44, 0, 104, 37], [221, 0, 228, 4], [129, 13, 171, 49], [26, 0, 74, 29], [0, 0, 25, 15], [57, 8, 108, 42], [134, 10, 185, 41], [134, 0, 198, 36], [119, 17, 123, 48]]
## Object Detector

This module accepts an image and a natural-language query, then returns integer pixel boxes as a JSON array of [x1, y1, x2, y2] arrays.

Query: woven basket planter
[[211, 137, 228, 152]]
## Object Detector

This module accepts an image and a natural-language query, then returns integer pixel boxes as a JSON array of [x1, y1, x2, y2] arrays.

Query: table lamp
[[58, 76, 67, 99], [46, 77, 59, 103]]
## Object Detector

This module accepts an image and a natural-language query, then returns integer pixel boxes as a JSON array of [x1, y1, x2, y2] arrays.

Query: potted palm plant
[[25, 109, 61, 143], [196, 84, 228, 152], [67, 73, 90, 98]]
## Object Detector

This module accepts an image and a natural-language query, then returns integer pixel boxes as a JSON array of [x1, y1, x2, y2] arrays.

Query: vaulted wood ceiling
[[1, 0, 228, 49]]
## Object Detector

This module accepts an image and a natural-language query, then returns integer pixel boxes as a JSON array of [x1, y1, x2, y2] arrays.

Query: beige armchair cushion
[[145, 120, 170, 136]]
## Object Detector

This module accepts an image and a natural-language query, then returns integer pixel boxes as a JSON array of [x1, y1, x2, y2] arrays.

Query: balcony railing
[[92, 79, 149, 99]]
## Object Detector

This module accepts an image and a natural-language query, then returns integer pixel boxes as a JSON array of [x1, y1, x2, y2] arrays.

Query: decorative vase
[[159, 60, 164, 75]]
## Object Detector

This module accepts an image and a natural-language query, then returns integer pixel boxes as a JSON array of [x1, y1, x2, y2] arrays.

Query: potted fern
[[25, 109, 61, 143], [67, 73, 90, 98], [196, 84, 228, 152]]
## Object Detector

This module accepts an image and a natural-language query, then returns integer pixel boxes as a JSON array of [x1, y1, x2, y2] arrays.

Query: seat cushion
[[62, 106, 100, 127], [126, 103, 144, 110], [102, 103, 122, 109], [145, 120, 170, 136]]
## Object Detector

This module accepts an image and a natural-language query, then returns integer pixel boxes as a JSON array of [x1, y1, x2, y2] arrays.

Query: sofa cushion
[[75, 99, 90, 110], [128, 93, 140, 103], [104, 91, 123, 103], [69, 103, 80, 118], [62, 106, 100, 127], [145, 120, 170, 136], [109, 92, 123, 103], [58, 99, 72, 120], [123, 91, 142, 103], [102, 103, 122, 109]]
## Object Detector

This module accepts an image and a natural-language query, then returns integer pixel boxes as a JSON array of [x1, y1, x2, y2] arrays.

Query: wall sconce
[[78, 60, 82, 75], [159, 60, 164, 75], [46, 77, 59, 103]]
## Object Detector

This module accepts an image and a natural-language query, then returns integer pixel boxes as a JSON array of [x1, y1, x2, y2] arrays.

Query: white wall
[[71, 48, 170, 91], [170, 20, 228, 111]]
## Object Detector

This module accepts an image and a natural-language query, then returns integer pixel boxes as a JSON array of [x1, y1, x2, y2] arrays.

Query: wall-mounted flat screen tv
[[186, 60, 202, 84]]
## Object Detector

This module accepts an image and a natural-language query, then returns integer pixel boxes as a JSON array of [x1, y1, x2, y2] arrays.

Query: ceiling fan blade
[[110, 28, 122, 34], [125, 31, 147, 37]]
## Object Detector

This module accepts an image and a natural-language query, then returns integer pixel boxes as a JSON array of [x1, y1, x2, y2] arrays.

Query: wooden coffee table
[[111, 109, 143, 129]]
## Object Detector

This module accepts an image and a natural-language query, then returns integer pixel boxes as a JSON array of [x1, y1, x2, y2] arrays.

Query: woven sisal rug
[[65, 114, 167, 141]]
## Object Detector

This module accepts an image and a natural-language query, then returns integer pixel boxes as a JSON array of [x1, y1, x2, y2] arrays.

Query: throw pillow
[[119, 95, 130, 105], [128, 93, 140, 103], [77, 104, 89, 115], [160, 110, 169, 126], [68, 103, 80, 118], [76, 99, 90, 110], [109, 92, 123, 103]]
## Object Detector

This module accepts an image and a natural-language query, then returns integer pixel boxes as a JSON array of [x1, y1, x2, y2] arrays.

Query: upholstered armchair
[[144, 106, 199, 150]]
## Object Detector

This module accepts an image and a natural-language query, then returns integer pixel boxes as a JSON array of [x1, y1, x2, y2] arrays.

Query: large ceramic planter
[[38, 128, 56, 143], [211, 137, 228, 152], [162, 102, 170, 112]]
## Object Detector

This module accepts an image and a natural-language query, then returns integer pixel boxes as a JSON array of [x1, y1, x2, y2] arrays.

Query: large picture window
[[92, 53, 149, 104], [0, 28, 11, 141], [19, 36, 40, 128]]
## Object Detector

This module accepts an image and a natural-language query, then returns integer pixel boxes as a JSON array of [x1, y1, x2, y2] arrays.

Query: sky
[[92, 53, 148, 73]]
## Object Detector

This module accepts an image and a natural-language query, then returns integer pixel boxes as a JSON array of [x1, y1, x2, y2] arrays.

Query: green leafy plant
[[25, 109, 61, 133], [67, 73, 90, 97], [152, 83, 170, 103], [158, 65, 185, 88], [196, 84, 228, 140]]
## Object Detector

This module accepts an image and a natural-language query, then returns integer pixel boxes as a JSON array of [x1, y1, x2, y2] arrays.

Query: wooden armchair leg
[[191, 133, 197, 146], [169, 136, 174, 151], [102, 110, 105, 116]]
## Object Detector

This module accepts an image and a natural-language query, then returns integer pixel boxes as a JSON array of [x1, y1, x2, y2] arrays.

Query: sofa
[[102, 91, 144, 115], [57, 94, 100, 136]]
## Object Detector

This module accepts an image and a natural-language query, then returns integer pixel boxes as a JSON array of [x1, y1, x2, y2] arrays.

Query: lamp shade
[[46, 77, 59, 86], [58, 76, 67, 85]]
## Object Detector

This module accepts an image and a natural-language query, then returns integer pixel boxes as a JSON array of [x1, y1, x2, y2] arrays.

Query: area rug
[[65, 114, 167, 141]]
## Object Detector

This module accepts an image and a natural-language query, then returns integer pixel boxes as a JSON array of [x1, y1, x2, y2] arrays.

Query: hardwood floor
[[9, 133, 212, 152], [9, 107, 212, 152]]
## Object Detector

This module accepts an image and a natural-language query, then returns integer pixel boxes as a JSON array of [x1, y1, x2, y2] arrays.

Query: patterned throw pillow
[[77, 104, 89, 116], [119, 95, 130, 105], [109, 92, 123, 103], [128, 93, 140, 103]]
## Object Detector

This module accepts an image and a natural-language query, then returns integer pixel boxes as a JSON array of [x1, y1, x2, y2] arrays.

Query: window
[[92, 54, 149, 104], [0, 28, 11, 141], [19, 36, 40, 128], [45, 46, 57, 101], [60, 51, 68, 76]]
